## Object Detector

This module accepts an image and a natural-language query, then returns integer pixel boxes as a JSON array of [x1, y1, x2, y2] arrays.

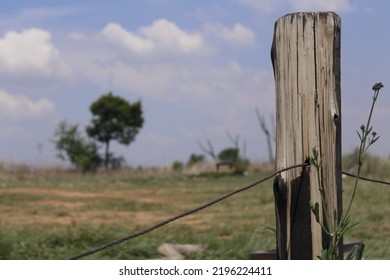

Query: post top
[[275, 11, 341, 25], [279, 11, 340, 19], [282, 11, 339, 16]]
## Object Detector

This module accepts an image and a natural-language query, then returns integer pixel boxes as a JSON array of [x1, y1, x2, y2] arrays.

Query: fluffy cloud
[[0, 28, 71, 79], [101, 23, 155, 54], [101, 19, 205, 55], [81, 58, 274, 114], [289, 0, 355, 12], [67, 18, 273, 143], [0, 89, 55, 121], [140, 19, 204, 53], [204, 23, 256, 48], [74, 20, 261, 102]]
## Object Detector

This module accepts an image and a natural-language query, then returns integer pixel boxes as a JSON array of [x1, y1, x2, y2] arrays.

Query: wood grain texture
[[271, 12, 342, 259]]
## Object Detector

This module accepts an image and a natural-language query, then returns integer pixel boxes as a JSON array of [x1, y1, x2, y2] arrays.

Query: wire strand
[[342, 171, 390, 185], [68, 162, 308, 260]]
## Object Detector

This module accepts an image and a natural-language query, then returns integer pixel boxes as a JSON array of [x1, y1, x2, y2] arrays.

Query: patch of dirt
[[178, 213, 215, 229], [0, 185, 245, 231], [1, 187, 170, 203], [0, 187, 175, 228]]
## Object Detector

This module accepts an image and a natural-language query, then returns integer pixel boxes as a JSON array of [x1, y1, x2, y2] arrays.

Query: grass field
[[0, 159, 389, 260]]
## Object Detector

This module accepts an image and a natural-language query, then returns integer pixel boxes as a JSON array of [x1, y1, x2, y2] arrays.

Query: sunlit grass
[[0, 159, 388, 259]]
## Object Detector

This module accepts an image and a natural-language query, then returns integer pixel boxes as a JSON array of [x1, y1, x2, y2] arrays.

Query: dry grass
[[0, 159, 388, 259]]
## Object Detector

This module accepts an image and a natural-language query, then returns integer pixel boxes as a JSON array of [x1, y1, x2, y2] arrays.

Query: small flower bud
[[360, 125, 365, 131], [372, 82, 384, 91]]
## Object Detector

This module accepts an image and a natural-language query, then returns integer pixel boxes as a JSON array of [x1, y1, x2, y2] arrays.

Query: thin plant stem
[[310, 82, 383, 260], [344, 86, 381, 219]]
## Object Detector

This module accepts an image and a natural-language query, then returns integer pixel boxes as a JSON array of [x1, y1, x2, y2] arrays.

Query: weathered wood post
[[271, 12, 342, 259]]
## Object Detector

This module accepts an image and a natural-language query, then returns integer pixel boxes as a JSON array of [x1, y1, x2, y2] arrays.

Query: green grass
[[0, 160, 389, 260], [0, 193, 42, 206], [0, 223, 275, 260], [342, 177, 390, 259]]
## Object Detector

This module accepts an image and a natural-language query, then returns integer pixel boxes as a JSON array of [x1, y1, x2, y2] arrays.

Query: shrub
[[172, 160, 184, 172], [187, 154, 205, 167], [218, 148, 239, 163], [53, 121, 101, 173]]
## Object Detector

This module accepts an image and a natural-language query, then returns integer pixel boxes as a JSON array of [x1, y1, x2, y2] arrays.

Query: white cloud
[[0, 28, 71, 79], [73, 49, 274, 111], [0, 89, 56, 121], [65, 19, 274, 150], [140, 19, 204, 53], [73, 59, 179, 100], [101, 23, 155, 54], [101, 19, 205, 55], [205, 23, 256, 48], [289, 0, 355, 12]]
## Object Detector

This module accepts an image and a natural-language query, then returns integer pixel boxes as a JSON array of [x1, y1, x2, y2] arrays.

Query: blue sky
[[0, 0, 389, 167]]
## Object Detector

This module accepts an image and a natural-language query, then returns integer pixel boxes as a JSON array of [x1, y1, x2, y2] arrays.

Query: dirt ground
[[0, 187, 172, 228], [0, 186, 219, 230]]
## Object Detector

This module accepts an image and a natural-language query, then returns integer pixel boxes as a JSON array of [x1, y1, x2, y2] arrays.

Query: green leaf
[[356, 130, 362, 141], [370, 135, 380, 145], [261, 227, 277, 234], [318, 249, 331, 260], [310, 202, 320, 223]]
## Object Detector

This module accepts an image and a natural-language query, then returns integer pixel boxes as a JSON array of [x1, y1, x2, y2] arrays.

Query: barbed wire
[[68, 162, 309, 260], [342, 171, 390, 185]]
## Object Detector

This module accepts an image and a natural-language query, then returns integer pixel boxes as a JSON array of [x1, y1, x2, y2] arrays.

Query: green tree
[[53, 121, 101, 173], [218, 147, 239, 163], [218, 147, 249, 175], [186, 153, 205, 167], [86, 92, 144, 169], [172, 160, 184, 172]]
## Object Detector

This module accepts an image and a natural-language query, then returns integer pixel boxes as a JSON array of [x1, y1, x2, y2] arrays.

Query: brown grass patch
[[0, 186, 180, 229]]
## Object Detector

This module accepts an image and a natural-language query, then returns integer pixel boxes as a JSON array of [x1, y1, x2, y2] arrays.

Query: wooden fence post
[[271, 12, 342, 259]]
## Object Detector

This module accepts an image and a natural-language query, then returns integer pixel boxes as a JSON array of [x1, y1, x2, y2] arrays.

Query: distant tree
[[172, 160, 184, 172], [218, 147, 250, 175], [255, 108, 276, 163], [198, 131, 250, 174], [86, 92, 144, 169], [218, 147, 239, 163], [196, 139, 218, 162], [53, 121, 101, 173], [187, 154, 205, 167]]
